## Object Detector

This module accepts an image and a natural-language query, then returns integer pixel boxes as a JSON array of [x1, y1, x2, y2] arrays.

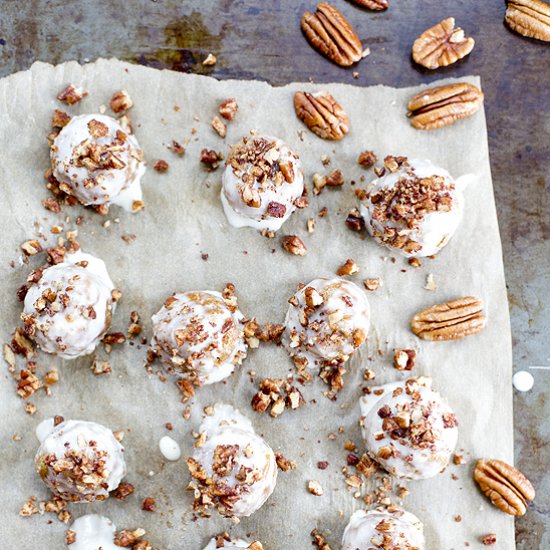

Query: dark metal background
[[1, 0, 548, 546]]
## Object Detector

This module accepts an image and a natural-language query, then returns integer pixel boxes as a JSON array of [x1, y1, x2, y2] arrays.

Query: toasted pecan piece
[[412, 17, 475, 69], [411, 296, 486, 340], [301, 3, 363, 66], [349, 0, 388, 10], [505, 0, 550, 41], [407, 82, 484, 130], [474, 459, 535, 516], [294, 91, 350, 140]]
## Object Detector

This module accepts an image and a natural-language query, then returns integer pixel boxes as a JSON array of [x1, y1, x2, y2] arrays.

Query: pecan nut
[[411, 296, 486, 340], [474, 459, 535, 516], [505, 0, 550, 42], [301, 3, 363, 66], [407, 82, 484, 130], [282, 235, 307, 256], [349, 0, 388, 10], [412, 18, 475, 69], [294, 91, 350, 140]]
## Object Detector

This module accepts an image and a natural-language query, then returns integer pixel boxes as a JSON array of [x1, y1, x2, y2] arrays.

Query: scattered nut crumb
[[91, 356, 112, 375], [394, 349, 416, 371], [153, 159, 169, 173], [57, 84, 87, 105], [345, 209, 365, 232], [21, 240, 43, 256], [307, 479, 324, 496], [275, 452, 297, 471], [481, 534, 497, 546], [363, 278, 381, 291], [337, 258, 359, 276], [424, 273, 437, 291], [110, 90, 133, 113], [202, 53, 217, 65], [113, 482, 135, 501], [311, 528, 333, 550], [200, 149, 223, 170], [219, 98, 239, 121], [170, 140, 186, 156], [142, 497, 156, 512], [358, 150, 377, 168], [211, 116, 227, 138], [282, 235, 307, 256]]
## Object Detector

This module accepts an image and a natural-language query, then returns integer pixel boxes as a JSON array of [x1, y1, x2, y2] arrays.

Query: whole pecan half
[[412, 18, 475, 69], [407, 82, 484, 130], [505, 0, 550, 42], [349, 0, 388, 10], [294, 91, 350, 140], [411, 296, 486, 340], [474, 459, 535, 516], [301, 3, 363, 66]]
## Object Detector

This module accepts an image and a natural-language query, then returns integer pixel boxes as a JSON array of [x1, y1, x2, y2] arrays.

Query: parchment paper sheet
[[0, 59, 513, 549]]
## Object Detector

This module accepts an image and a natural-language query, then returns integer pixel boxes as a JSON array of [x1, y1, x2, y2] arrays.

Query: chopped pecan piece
[[52, 109, 71, 128], [349, 0, 388, 9], [202, 53, 217, 65], [357, 149, 377, 168], [219, 98, 239, 120], [337, 258, 359, 276], [282, 235, 307, 256], [21, 240, 42, 256], [307, 479, 324, 496], [301, 3, 363, 66], [407, 82, 484, 130], [294, 91, 350, 140], [412, 17, 475, 69], [411, 296, 486, 341], [142, 497, 156, 512], [110, 90, 133, 113], [311, 528, 333, 550], [211, 116, 227, 138], [482, 534, 497, 546], [345, 209, 365, 232], [200, 149, 223, 170], [474, 459, 535, 516], [170, 140, 186, 156], [324, 169, 344, 187], [153, 159, 169, 173], [57, 84, 87, 105], [113, 482, 135, 501], [394, 349, 416, 371], [267, 201, 287, 218], [505, 0, 550, 41], [363, 278, 381, 291]]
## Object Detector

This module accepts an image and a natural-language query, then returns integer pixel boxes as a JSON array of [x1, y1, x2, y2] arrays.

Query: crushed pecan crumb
[[337, 258, 359, 276], [482, 534, 497, 546], [110, 90, 133, 113], [311, 528, 333, 550], [358, 150, 377, 168], [211, 116, 227, 138], [113, 482, 135, 501], [307, 479, 324, 496], [219, 98, 239, 121], [275, 452, 297, 472], [282, 235, 307, 256], [57, 84, 87, 105], [153, 159, 169, 173], [394, 349, 416, 371], [251, 378, 304, 417], [142, 497, 156, 512], [200, 149, 223, 170]]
